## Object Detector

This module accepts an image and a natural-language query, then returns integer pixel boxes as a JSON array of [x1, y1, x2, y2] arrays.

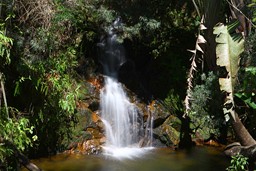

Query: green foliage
[[164, 89, 183, 114], [189, 72, 224, 139], [150, 5, 198, 58], [248, 0, 256, 23], [13, 41, 81, 154], [236, 67, 256, 109], [235, 32, 256, 136], [0, 6, 37, 169], [8, 1, 83, 155], [0, 109, 37, 169], [226, 154, 249, 171], [0, 23, 13, 65], [0, 117, 36, 151], [121, 16, 160, 42]]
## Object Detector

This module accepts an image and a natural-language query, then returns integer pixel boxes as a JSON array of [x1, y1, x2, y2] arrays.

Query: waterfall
[[97, 18, 153, 158], [100, 77, 139, 147]]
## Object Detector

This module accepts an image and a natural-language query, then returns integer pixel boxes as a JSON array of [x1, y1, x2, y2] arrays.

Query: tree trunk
[[231, 112, 256, 146], [178, 116, 193, 149], [224, 112, 256, 170]]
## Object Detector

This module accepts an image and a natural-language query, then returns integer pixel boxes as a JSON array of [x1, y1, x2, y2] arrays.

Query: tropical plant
[[236, 32, 256, 110], [0, 11, 38, 169], [0, 114, 37, 169], [234, 31, 256, 139], [248, 0, 256, 23], [226, 154, 249, 171], [236, 66, 256, 110], [0, 24, 13, 65], [214, 20, 256, 146], [189, 72, 224, 139], [186, 0, 256, 149], [214, 20, 244, 121]]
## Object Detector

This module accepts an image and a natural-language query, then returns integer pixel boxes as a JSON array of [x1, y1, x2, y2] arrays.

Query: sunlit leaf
[[214, 20, 244, 120]]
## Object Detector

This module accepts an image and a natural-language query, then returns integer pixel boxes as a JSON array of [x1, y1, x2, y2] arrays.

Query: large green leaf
[[213, 21, 244, 120]]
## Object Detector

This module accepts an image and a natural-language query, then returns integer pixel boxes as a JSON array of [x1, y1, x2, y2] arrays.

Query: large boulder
[[144, 100, 181, 147]]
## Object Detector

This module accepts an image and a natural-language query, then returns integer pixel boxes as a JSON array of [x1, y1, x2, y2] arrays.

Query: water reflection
[[24, 147, 229, 171]]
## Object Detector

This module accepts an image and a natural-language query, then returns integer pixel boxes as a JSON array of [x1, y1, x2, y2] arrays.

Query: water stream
[[100, 77, 149, 158], [98, 18, 152, 158]]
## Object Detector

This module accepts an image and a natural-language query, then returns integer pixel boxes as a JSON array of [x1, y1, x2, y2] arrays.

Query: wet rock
[[91, 112, 100, 123], [143, 100, 181, 147], [86, 127, 104, 139], [88, 101, 100, 111], [153, 115, 181, 146], [193, 133, 223, 147], [68, 139, 102, 155], [67, 81, 105, 155], [150, 100, 172, 128]]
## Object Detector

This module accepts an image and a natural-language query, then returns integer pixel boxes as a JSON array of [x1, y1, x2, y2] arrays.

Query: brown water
[[25, 147, 229, 171]]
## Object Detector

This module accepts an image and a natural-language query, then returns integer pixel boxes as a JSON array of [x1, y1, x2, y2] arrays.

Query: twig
[[226, 0, 256, 28], [0, 73, 9, 118]]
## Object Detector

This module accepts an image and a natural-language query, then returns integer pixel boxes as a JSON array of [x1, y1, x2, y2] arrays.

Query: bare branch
[[226, 0, 256, 28], [15, 0, 54, 29], [0, 73, 9, 118]]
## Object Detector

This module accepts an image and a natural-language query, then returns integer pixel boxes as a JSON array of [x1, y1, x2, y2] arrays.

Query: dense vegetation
[[0, 0, 256, 170]]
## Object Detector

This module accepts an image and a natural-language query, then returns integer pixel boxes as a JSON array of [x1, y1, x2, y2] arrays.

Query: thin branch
[[0, 73, 9, 118], [226, 0, 256, 28], [192, 0, 201, 18]]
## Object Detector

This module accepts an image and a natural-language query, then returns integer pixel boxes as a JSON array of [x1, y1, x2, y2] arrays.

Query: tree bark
[[231, 112, 256, 146], [17, 151, 42, 171], [178, 116, 193, 149], [224, 113, 256, 171]]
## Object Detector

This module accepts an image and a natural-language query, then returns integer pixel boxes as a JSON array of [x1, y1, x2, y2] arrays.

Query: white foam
[[102, 146, 154, 160]]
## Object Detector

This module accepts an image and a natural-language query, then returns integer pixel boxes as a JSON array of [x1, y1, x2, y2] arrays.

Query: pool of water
[[25, 146, 229, 171]]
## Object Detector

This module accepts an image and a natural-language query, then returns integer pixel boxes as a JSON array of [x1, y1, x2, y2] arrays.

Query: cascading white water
[[100, 77, 139, 148], [98, 17, 153, 158], [100, 77, 147, 158]]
